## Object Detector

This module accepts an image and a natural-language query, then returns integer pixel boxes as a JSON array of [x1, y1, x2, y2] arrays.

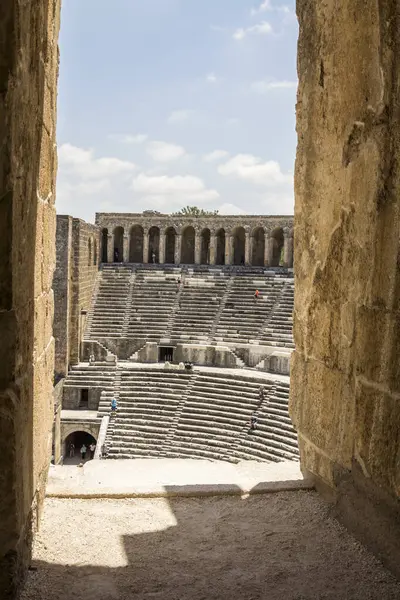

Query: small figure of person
[[89, 354, 95, 365], [114, 248, 119, 262], [80, 444, 87, 461], [69, 442, 75, 458], [111, 398, 118, 413], [89, 442, 96, 459], [250, 415, 258, 431], [254, 289, 260, 300], [151, 250, 156, 264], [101, 443, 108, 458]]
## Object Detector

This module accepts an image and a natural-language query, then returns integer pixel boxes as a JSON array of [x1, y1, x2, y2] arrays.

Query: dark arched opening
[[101, 228, 108, 263], [252, 227, 265, 266], [88, 238, 92, 266], [216, 229, 225, 265], [129, 225, 144, 263], [113, 226, 124, 262], [270, 227, 284, 267], [64, 431, 97, 465], [181, 226, 195, 264], [233, 226, 246, 265], [200, 228, 211, 264], [165, 227, 176, 264], [148, 226, 160, 263]]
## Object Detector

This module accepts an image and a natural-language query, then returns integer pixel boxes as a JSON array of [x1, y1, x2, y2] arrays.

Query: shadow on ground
[[20, 487, 400, 600]]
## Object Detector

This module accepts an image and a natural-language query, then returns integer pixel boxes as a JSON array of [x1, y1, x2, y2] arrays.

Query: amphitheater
[[54, 213, 297, 466]]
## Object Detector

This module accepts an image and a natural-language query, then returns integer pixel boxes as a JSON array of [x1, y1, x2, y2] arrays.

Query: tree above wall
[[173, 206, 219, 217]]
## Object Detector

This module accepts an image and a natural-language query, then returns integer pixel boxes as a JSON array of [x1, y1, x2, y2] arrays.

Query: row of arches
[[101, 225, 290, 267]]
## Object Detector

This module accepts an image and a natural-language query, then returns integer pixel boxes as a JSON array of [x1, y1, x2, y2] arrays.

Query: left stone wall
[[0, 1, 61, 597]]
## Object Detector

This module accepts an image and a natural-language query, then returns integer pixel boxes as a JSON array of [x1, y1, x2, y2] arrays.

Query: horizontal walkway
[[47, 458, 307, 498]]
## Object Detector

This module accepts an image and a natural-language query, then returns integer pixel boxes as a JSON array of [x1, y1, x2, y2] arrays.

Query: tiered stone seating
[[170, 270, 229, 343], [126, 268, 181, 341], [106, 368, 193, 458], [87, 265, 132, 338], [234, 380, 298, 461], [213, 275, 285, 344], [63, 363, 117, 393], [260, 282, 295, 348]]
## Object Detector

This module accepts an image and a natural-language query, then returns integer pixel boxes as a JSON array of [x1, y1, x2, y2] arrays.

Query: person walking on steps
[[69, 442, 75, 458], [80, 444, 87, 461], [250, 415, 258, 431], [111, 398, 118, 414], [254, 289, 260, 300]]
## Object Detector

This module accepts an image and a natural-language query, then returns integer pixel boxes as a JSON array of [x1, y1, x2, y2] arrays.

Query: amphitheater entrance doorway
[[130, 225, 144, 262], [233, 227, 246, 265], [216, 229, 225, 265], [102, 228, 108, 263], [181, 226, 195, 264], [252, 227, 265, 266], [165, 227, 176, 264], [270, 228, 284, 267], [64, 432, 97, 465], [159, 346, 174, 362]]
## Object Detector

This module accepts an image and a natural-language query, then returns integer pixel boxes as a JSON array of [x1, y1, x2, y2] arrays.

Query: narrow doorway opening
[[159, 346, 174, 362], [79, 388, 89, 409]]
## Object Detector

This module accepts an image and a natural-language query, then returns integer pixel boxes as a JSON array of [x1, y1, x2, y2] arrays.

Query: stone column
[[225, 234, 233, 265], [264, 235, 270, 266], [285, 234, 294, 268], [194, 231, 201, 264], [143, 228, 149, 264], [245, 231, 251, 265], [123, 234, 129, 264], [107, 233, 114, 263], [209, 234, 217, 265], [175, 234, 182, 265], [159, 231, 166, 264]]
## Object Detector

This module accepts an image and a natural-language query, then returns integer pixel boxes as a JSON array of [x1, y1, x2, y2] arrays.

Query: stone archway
[[101, 228, 108, 263], [148, 226, 160, 263], [129, 225, 144, 263], [252, 227, 265, 266], [165, 227, 176, 264], [233, 227, 246, 266], [181, 226, 195, 264], [270, 228, 284, 267], [113, 226, 124, 262], [63, 430, 97, 464], [200, 229, 211, 264], [216, 229, 225, 265]]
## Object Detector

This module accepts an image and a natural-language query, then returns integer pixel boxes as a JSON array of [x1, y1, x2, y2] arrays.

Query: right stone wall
[[291, 1, 400, 568]]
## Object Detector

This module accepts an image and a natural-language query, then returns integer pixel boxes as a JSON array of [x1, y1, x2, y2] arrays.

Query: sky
[[56, 0, 298, 223]]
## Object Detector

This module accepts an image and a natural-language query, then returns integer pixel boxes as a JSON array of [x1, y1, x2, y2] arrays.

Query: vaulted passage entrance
[[129, 225, 144, 263], [270, 228, 284, 267], [252, 227, 265, 266], [181, 226, 195, 264], [200, 229, 210, 264], [165, 227, 176, 264], [233, 227, 245, 266], [148, 226, 160, 263], [113, 227, 124, 262], [64, 431, 97, 465], [216, 229, 225, 265]]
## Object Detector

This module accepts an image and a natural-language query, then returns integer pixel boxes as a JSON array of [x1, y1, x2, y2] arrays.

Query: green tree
[[173, 205, 219, 217]]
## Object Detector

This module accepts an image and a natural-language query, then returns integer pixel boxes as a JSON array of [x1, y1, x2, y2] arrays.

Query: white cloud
[[251, 79, 298, 93], [203, 150, 229, 162], [233, 21, 272, 41], [168, 109, 196, 123], [58, 143, 137, 179], [109, 133, 148, 144], [146, 141, 186, 162], [218, 203, 246, 215], [131, 173, 219, 202], [218, 154, 293, 187], [206, 72, 218, 83], [251, 1, 292, 15]]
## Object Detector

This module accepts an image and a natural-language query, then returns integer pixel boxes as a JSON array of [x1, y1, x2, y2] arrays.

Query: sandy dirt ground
[[21, 491, 400, 600]]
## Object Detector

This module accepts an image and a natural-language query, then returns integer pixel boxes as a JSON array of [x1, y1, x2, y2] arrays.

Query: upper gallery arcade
[[96, 213, 294, 267]]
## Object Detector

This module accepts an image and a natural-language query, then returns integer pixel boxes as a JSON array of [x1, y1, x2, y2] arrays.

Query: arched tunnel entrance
[[64, 431, 97, 464]]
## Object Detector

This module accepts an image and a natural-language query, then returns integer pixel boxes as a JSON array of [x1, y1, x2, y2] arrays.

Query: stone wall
[[95, 213, 294, 267], [53, 216, 100, 378], [291, 0, 400, 573], [0, 1, 61, 597]]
